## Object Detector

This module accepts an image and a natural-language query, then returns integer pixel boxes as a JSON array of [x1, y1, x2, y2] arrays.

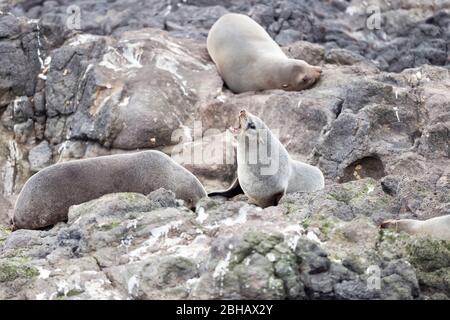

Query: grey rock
[[325, 48, 369, 66], [28, 140, 52, 172], [334, 279, 379, 300], [283, 40, 325, 66], [12, 97, 33, 123], [0, 195, 12, 226], [13, 119, 34, 144], [275, 29, 302, 46], [147, 188, 178, 208]]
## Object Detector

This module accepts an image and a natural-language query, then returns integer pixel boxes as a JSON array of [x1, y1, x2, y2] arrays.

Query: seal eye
[[247, 122, 256, 130], [282, 84, 289, 88]]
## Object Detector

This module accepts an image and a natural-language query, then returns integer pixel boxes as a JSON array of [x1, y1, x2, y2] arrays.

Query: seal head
[[280, 60, 322, 91]]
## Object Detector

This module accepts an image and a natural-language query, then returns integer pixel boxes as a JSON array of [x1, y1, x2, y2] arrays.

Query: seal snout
[[312, 66, 322, 79], [380, 219, 399, 231], [380, 220, 393, 229], [228, 109, 248, 134], [305, 66, 322, 88], [239, 109, 248, 123]]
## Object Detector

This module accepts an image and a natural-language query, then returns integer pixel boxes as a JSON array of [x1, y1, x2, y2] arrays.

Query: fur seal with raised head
[[209, 110, 324, 207], [207, 13, 322, 93], [381, 215, 450, 240], [13, 150, 207, 230]]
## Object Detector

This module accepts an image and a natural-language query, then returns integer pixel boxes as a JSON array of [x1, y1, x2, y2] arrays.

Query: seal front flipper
[[208, 177, 243, 198]]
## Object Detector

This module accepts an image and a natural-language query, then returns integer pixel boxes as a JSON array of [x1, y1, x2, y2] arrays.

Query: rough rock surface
[[0, 0, 449, 299], [0, 186, 446, 300]]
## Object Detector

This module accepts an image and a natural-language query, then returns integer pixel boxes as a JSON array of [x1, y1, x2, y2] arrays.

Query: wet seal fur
[[207, 13, 322, 93], [209, 110, 324, 207], [13, 150, 207, 230], [381, 215, 450, 240]]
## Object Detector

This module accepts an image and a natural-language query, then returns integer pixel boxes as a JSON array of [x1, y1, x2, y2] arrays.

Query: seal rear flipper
[[208, 177, 244, 198]]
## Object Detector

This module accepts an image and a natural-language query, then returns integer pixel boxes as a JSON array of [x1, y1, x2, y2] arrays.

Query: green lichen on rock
[[0, 257, 39, 282], [0, 226, 12, 245], [117, 192, 146, 203], [283, 203, 298, 215], [98, 221, 121, 231], [415, 268, 450, 296], [56, 288, 84, 299], [406, 239, 450, 297], [342, 253, 368, 274], [305, 214, 336, 240], [300, 218, 311, 229], [319, 219, 334, 239], [220, 230, 303, 299], [375, 228, 414, 265], [233, 230, 284, 263], [327, 189, 352, 204], [271, 242, 305, 298], [407, 239, 450, 272], [328, 179, 377, 203], [233, 252, 285, 299], [328, 178, 391, 214], [68, 192, 154, 223]]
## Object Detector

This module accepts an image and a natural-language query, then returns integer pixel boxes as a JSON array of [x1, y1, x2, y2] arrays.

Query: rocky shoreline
[[0, 0, 449, 299]]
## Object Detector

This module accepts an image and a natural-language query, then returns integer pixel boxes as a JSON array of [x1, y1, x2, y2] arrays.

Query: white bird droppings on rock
[[196, 207, 208, 224]]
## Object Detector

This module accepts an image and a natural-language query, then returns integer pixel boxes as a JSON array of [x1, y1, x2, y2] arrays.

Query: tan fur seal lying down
[[13, 151, 207, 230], [209, 110, 324, 207], [207, 13, 322, 93], [381, 215, 450, 240]]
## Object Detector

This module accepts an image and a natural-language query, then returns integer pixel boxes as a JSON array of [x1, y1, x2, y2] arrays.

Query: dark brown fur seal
[[13, 151, 207, 230]]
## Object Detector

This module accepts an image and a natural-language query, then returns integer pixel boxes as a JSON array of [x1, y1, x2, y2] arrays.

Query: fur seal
[[13, 150, 207, 230], [381, 215, 450, 240], [206, 13, 322, 93], [209, 110, 324, 207]]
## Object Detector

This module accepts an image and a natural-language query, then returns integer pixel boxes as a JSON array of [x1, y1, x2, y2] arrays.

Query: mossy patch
[[56, 288, 84, 299], [282, 202, 302, 215], [298, 213, 337, 242], [327, 190, 352, 204], [414, 184, 430, 197], [319, 220, 334, 238], [375, 228, 412, 261], [68, 192, 152, 223], [415, 268, 450, 296], [233, 231, 284, 264], [378, 228, 401, 244], [0, 257, 39, 282], [0, 225, 12, 245], [405, 239, 450, 296], [117, 192, 146, 202], [328, 179, 387, 204], [300, 218, 311, 229], [98, 221, 121, 231], [407, 239, 450, 272]]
